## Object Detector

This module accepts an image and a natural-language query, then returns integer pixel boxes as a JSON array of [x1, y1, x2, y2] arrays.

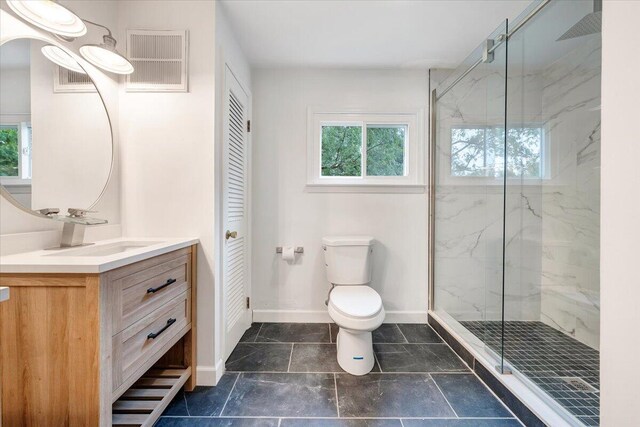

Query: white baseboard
[[253, 309, 331, 323], [196, 358, 224, 386], [252, 309, 428, 324], [385, 311, 429, 323]]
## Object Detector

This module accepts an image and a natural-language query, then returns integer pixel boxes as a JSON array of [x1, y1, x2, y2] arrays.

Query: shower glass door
[[432, 1, 601, 425], [433, 20, 508, 371], [504, 1, 601, 424]]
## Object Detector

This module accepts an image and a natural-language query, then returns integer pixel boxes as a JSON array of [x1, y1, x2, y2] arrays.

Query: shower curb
[[428, 314, 547, 427]]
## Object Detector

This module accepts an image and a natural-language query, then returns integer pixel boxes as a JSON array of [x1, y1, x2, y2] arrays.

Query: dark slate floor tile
[[239, 323, 263, 342], [374, 344, 469, 373], [336, 373, 455, 418], [226, 343, 292, 372], [280, 419, 402, 427], [257, 323, 331, 343], [162, 392, 188, 416], [289, 344, 380, 373], [401, 420, 522, 427], [162, 373, 238, 416], [397, 324, 443, 343], [155, 418, 279, 427], [289, 343, 343, 372], [372, 324, 407, 343], [330, 323, 339, 343], [473, 361, 545, 427], [431, 373, 512, 418], [222, 373, 338, 417]]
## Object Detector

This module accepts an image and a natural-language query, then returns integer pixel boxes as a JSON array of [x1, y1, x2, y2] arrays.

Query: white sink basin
[[47, 241, 163, 257]]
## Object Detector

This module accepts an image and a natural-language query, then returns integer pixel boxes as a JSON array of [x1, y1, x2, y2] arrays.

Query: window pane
[[450, 126, 543, 178], [321, 125, 362, 176], [0, 126, 19, 177], [366, 125, 406, 176], [507, 127, 543, 178], [451, 127, 492, 177]]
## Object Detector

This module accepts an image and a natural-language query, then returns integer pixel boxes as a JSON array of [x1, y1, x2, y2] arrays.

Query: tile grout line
[[328, 323, 332, 344], [287, 343, 294, 372], [399, 419, 405, 427], [333, 373, 340, 418], [277, 418, 282, 427], [395, 324, 410, 344], [183, 391, 191, 417], [255, 323, 264, 342], [219, 373, 240, 417], [373, 350, 383, 373], [429, 372, 459, 418]]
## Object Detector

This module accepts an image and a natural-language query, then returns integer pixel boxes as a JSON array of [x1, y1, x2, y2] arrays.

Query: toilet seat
[[328, 286, 385, 332]]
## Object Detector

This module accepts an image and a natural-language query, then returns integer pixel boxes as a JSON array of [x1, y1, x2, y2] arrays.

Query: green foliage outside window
[[0, 127, 19, 177], [366, 126, 406, 176], [321, 125, 362, 176], [451, 126, 543, 178], [321, 124, 406, 177]]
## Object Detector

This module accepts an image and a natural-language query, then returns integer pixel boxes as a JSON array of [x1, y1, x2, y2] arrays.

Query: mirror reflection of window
[[0, 123, 32, 180]]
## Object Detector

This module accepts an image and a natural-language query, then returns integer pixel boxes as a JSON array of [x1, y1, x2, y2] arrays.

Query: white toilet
[[322, 235, 385, 376]]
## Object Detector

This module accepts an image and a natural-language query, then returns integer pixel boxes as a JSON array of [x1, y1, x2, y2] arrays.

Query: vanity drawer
[[112, 291, 190, 392], [108, 248, 192, 334]]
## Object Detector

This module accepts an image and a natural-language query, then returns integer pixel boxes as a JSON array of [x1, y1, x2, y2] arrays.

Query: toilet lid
[[330, 286, 382, 319]]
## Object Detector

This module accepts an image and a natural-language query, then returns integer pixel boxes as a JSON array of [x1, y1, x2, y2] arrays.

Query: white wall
[[600, 1, 640, 425], [251, 69, 429, 323], [116, 0, 217, 385]]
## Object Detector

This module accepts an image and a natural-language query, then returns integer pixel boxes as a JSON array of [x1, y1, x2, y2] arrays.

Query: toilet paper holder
[[276, 247, 304, 254]]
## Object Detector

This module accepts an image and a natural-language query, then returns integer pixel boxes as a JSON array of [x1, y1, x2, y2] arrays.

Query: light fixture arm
[[81, 19, 114, 38]]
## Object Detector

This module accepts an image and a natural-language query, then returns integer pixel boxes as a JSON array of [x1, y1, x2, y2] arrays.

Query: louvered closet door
[[223, 66, 251, 360]]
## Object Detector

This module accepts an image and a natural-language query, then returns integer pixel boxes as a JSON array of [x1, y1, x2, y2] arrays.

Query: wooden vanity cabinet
[[0, 245, 197, 427]]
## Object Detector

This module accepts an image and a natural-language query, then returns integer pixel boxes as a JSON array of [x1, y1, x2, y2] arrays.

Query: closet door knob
[[225, 230, 238, 240]]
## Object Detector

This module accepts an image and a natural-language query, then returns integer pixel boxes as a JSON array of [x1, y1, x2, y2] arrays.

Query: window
[[0, 122, 32, 183], [308, 110, 424, 191], [450, 125, 545, 179]]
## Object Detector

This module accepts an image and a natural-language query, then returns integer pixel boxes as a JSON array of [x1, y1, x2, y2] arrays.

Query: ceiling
[[220, 0, 531, 69]]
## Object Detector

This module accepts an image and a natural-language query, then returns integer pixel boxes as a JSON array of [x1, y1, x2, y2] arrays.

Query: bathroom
[[0, 0, 638, 426]]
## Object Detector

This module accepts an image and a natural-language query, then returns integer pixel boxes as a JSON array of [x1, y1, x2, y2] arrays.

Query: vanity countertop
[[0, 237, 199, 274], [0, 286, 8, 302]]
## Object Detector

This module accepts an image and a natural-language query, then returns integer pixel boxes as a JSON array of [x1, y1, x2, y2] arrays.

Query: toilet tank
[[322, 236, 374, 285]]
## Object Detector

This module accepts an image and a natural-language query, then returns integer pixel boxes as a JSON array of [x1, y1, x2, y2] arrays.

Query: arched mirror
[[0, 37, 113, 219]]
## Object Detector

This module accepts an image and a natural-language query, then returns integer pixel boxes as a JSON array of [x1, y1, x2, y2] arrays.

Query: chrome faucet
[[60, 208, 107, 247]]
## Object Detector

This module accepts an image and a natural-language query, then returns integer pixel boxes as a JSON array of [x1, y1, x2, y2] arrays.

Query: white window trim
[[306, 108, 426, 193]]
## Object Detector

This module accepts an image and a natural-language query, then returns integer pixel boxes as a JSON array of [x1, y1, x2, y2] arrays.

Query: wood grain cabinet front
[[0, 245, 197, 427]]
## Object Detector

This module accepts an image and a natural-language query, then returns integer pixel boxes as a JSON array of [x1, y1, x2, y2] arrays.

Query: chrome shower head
[[557, 0, 602, 41]]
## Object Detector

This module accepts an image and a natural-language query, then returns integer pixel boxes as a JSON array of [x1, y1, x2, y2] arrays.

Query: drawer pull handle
[[147, 278, 177, 294], [147, 318, 177, 340]]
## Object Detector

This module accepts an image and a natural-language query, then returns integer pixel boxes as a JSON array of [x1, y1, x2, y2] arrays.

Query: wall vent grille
[[53, 66, 95, 93], [126, 29, 188, 92]]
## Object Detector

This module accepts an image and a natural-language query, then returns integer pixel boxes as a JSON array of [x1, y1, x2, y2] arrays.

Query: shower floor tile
[[460, 320, 599, 426], [157, 323, 523, 426]]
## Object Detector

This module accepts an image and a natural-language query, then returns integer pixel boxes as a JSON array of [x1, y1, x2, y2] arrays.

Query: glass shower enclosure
[[430, 1, 601, 425]]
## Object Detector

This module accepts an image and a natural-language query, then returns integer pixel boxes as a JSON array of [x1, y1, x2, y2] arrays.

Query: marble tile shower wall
[[434, 37, 601, 350], [434, 66, 544, 322], [539, 38, 601, 350]]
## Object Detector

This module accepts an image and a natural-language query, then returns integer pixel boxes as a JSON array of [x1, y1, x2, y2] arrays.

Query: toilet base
[[336, 328, 375, 375]]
